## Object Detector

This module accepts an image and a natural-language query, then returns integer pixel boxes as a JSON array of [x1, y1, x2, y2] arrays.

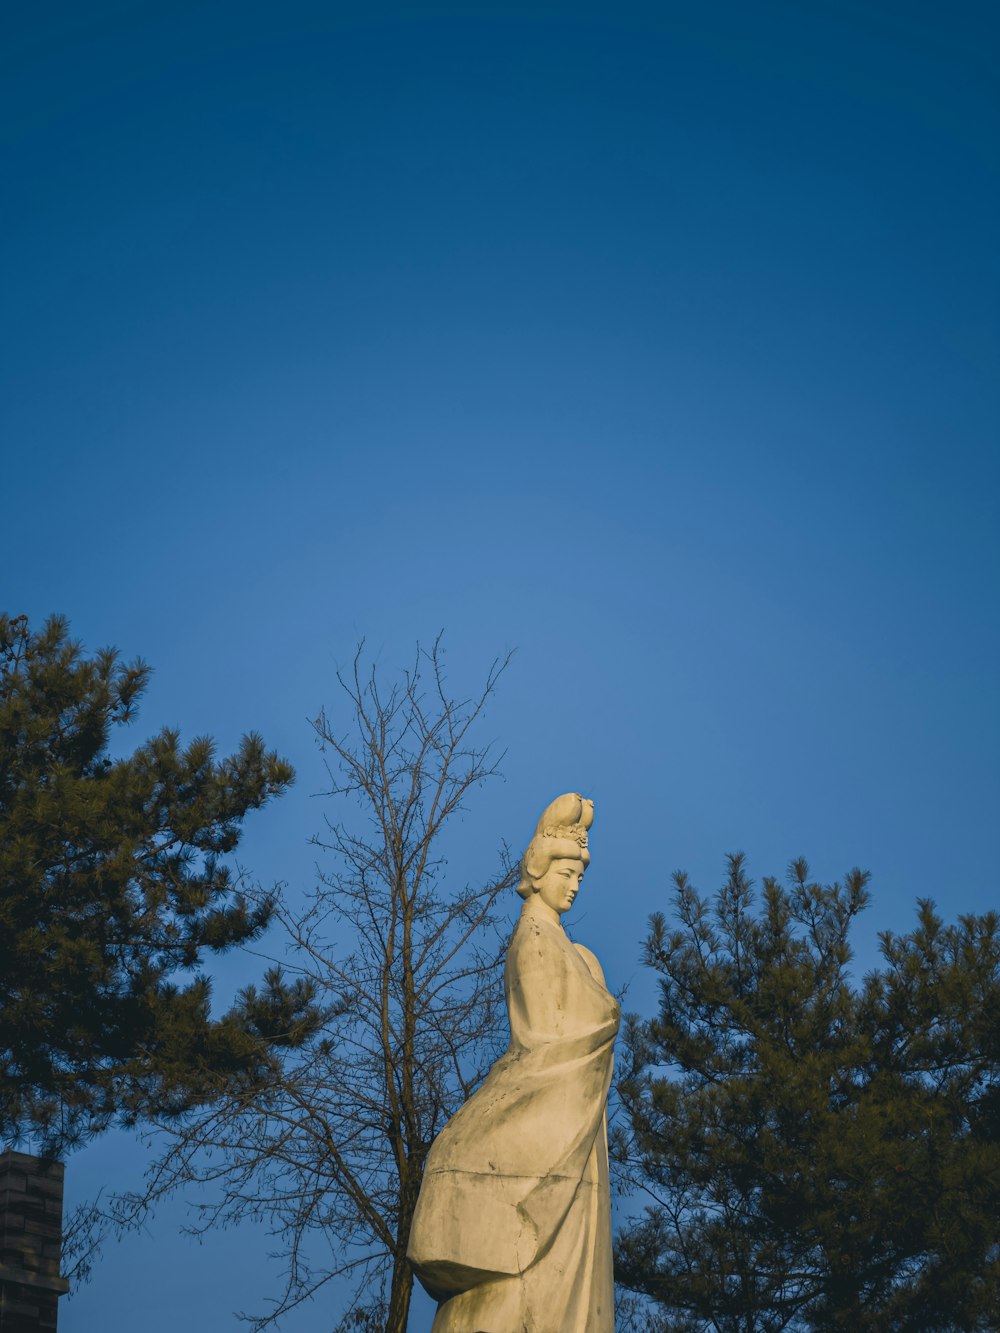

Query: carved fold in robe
[[407, 912, 620, 1333]]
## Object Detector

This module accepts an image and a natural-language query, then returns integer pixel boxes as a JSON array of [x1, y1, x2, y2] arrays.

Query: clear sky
[[3, 2, 997, 1330]]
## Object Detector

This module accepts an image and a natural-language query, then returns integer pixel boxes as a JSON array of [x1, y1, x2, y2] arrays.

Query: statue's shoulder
[[511, 913, 564, 948], [572, 941, 607, 986], [508, 913, 572, 968]]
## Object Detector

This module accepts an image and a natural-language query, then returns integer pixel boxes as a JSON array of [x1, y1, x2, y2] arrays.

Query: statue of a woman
[[407, 793, 619, 1332]]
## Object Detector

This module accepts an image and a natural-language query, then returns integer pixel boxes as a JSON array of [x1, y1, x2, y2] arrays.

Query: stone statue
[[407, 793, 620, 1332]]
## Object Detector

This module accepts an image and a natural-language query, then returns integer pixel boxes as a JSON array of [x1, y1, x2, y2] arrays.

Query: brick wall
[[0, 1152, 69, 1333]]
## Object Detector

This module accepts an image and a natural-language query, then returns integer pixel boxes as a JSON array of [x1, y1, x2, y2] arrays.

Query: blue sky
[[3, 2, 998, 1329]]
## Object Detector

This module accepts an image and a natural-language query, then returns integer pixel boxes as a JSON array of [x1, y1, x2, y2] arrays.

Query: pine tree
[[614, 854, 1000, 1332], [0, 613, 319, 1156]]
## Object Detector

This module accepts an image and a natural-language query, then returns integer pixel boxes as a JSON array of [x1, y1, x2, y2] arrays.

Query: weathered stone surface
[[408, 794, 619, 1332]]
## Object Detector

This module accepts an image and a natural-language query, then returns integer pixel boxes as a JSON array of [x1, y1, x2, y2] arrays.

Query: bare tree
[[108, 639, 516, 1333]]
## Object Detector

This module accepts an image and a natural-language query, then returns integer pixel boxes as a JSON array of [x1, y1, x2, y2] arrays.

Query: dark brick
[[0, 1154, 68, 1331]]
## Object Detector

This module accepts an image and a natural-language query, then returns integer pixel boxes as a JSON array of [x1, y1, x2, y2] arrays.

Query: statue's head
[[516, 792, 593, 912]]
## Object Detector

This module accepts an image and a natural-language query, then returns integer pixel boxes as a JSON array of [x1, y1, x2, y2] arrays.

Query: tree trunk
[[384, 1252, 413, 1333]]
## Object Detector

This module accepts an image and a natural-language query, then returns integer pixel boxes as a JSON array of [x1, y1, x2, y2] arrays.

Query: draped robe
[[407, 910, 620, 1332]]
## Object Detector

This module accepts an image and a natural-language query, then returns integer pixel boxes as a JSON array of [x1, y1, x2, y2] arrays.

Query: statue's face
[[534, 857, 586, 915]]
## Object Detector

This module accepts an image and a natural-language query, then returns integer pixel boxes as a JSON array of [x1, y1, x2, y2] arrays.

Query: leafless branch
[[100, 640, 516, 1333]]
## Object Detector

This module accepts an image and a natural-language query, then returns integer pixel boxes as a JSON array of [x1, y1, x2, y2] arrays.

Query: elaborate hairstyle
[[516, 792, 594, 899]]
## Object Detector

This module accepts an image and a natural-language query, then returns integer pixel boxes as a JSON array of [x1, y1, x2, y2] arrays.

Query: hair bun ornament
[[534, 791, 594, 847]]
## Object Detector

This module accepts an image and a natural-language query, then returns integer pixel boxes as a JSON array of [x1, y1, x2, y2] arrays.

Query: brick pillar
[[0, 1152, 69, 1333]]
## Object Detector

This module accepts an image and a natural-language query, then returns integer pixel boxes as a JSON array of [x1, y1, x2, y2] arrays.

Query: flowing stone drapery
[[408, 904, 619, 1332]]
